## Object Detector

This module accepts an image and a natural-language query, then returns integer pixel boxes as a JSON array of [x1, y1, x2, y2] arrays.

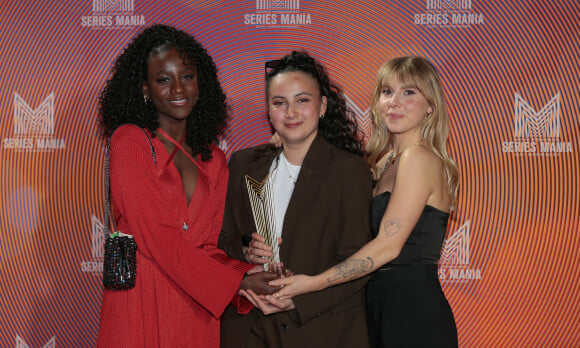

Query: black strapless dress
[[366, 191, 458, 348]]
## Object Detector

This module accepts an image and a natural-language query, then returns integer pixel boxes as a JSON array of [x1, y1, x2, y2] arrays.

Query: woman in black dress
[[263, 56, 460, 347]]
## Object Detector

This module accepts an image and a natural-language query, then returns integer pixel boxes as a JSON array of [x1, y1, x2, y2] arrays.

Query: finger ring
[[274, 293, 279, 298]]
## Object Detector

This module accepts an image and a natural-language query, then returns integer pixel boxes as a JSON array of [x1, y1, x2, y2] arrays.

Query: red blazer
[[219, 135, 372, 348], [97, 125, 254, 348]]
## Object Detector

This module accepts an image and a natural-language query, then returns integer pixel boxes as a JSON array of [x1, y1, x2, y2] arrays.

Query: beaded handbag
[[102, 127, 156, 290]]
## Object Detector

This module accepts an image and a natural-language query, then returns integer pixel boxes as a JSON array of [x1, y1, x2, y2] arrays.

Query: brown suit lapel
[[244, 147, 279, 183], [279, 135, 331, 262]]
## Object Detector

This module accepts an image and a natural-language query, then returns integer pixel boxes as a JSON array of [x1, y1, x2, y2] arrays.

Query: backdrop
[[0, 1, 578, 347]]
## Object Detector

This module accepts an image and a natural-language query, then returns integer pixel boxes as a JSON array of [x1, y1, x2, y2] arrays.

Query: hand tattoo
[[327, 257, 374, 283], [382, 217, 401, 238]]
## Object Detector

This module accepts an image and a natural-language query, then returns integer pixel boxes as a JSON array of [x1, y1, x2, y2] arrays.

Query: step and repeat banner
[[0, 0, 578, 347]]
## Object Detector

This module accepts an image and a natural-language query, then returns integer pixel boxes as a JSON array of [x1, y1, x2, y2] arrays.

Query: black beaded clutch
[[103, 233, 137, 290], [102, 126, 155, 291]]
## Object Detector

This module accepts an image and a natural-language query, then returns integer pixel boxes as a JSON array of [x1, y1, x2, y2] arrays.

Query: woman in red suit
[[97, 24, 277, 347]]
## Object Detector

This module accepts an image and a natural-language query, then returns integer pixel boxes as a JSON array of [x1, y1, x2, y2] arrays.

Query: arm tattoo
[[382, 217, 402, 238], [327, 257, 375, 283]]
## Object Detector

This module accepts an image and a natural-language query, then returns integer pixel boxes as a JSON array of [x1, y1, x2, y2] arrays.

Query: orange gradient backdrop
[[0, 0, 578, 346]]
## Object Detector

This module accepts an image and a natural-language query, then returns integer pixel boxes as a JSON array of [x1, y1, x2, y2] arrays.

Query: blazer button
[[182, 223, 189, 231], [280, 323, 288, 331]]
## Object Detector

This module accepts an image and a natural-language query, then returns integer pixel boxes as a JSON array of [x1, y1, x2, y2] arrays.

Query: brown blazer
[[219, 135, 372, 348]]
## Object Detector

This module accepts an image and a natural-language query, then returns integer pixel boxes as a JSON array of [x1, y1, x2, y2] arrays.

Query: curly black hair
[[265, 51, 363, 156], [99, 24, 227, 161]]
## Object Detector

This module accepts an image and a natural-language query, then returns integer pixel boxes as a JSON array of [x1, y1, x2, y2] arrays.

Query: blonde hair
[[366, 56, 459, 208]]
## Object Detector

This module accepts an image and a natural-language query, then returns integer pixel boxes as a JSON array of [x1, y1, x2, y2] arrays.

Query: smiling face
[[378, 75, 432, 136], [142, 46, 199, 125], [267, 71, 327, 149]]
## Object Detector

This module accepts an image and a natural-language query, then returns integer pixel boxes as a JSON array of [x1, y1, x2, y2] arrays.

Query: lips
[[285, 121, 303, 128], [387, 112, 404, 119], [169, 99, 187, 106]]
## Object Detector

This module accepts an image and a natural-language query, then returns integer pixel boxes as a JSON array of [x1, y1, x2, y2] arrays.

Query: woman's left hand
[[239, 289, 295, 315], [269, 132, 282, 148], [247, 232, 283, 265], [268, 274, 320, 301]]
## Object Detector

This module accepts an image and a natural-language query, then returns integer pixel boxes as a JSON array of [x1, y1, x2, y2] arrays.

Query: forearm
[[314, 237, 398, 289], [292, 273, 368, 323]]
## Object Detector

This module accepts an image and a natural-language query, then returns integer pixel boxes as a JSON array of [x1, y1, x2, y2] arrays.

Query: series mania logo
[[80, 214, 105, 273], [16, 335, 55, 348], [414, 0, 484, 27], [81, 0, 146, 28], [439, 220, 482, 282], [502, 93, 573, 155], [244, 0, 312, 27], [2, 92, 66, 152]]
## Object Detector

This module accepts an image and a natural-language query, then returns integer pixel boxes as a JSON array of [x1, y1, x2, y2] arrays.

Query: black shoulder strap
[[104, 126, 156, 236]]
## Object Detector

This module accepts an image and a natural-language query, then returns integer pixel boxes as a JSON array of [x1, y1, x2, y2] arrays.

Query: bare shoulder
[[398, 144, 443, 174], [396, 144, 448, 210]]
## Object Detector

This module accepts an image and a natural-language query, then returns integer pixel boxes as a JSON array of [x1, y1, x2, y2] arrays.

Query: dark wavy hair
[[99, 24, 227, 161], [265, 51, 363, 156]]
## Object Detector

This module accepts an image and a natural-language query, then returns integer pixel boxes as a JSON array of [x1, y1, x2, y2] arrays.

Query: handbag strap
[[104, 126, 156, 237]]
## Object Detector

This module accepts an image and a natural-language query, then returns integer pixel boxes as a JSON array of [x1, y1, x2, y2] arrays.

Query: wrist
[[239, 273, 248, 290], [311, 274, 326, 292]]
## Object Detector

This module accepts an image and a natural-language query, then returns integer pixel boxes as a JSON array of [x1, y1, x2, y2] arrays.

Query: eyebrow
[[381, 84, 417, 90], [270, 91, 314, 99], [152, 67, 196, 75]]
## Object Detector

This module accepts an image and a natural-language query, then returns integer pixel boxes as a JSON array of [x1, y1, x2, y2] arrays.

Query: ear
[[320, 96, 328, 116], [142, 82, 149, 99], [427, 105, 433, 115]]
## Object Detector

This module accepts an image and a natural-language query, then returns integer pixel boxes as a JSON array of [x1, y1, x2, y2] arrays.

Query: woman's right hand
[[268, 274, 322, 300], [247, 233, 282, 264], [239, 271, 280, 295]]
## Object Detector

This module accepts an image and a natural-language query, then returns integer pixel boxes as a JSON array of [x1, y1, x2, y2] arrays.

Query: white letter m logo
[[514, 93, 560, 138], [16, 335, 55, 348], [92, 214, 106, 259], [440, 220, 470, 265], [13, 92, 54, 135]]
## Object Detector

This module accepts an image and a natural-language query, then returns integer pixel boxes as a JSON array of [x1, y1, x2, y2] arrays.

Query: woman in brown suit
[[218, 51, 372, 348]]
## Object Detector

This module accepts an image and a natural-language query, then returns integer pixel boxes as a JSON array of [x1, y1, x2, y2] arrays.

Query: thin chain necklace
[[281, 153, 300, 183], [387, 150, 403, 164], [379, 150, 399, 175]]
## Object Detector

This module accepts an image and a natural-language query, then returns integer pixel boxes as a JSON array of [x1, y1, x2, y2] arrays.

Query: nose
[[388, 92, 400, 107], [286, 102, 297, 118], [171, 80, 184, 94]]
